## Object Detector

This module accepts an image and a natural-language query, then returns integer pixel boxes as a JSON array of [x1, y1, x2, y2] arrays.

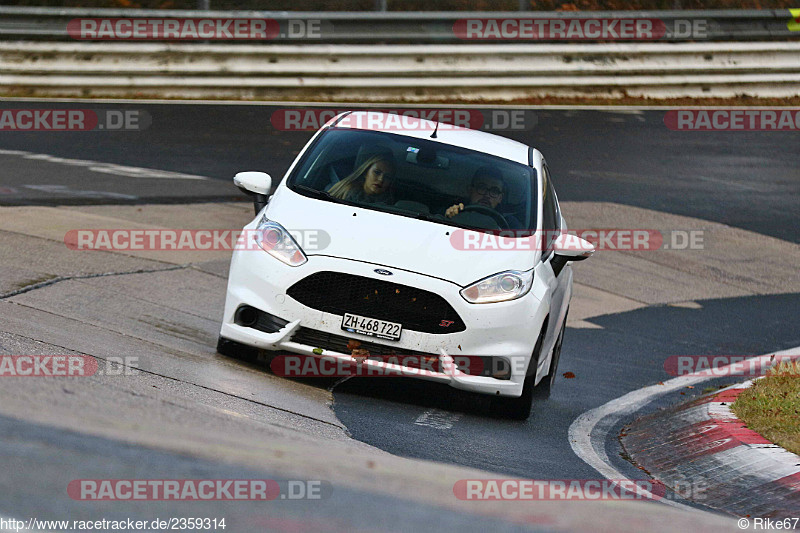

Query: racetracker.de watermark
[[453, 17, 708, 40], [664, 109, 800, 131], [68, 479, 330, 500], [64, 229, 330, 252], [271, 354, 491, 378], [453, 479, 706, 501], [270, 108, 536, 132], [664, 355, 800, 377], [68, 18, 324, 40], [0, 355, 138, 377], [449, 229, 704, 251], [0, 109, 149, 131]]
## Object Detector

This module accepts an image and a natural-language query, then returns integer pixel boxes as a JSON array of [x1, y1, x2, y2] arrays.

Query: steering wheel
[[460, 205, 509, 229]]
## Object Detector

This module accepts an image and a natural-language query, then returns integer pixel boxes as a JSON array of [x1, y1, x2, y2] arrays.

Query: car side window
[[542, 164, 559, 257]]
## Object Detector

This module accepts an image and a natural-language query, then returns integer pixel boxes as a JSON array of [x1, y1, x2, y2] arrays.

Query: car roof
[[330, 111, 531, 166]]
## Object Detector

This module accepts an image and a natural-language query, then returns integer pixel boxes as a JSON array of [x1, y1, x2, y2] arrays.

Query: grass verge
[[731, 361, 800, 456]]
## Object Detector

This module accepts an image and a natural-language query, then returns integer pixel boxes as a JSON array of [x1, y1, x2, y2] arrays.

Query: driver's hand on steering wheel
[[445, 203, 465, 218]]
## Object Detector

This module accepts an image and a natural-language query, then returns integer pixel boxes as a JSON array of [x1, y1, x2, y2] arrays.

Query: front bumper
[[221, 247, 549, 398]]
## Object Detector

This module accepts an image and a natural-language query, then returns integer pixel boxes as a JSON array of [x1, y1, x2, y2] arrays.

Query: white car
[[218, 111, 593, 419]]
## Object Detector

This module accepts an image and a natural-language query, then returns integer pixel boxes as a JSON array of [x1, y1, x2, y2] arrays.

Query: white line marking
[[0, 149, 208, 180], [568, 346, 800, 510], [414, 409, 462, 430], [23, 184, 137, 200]]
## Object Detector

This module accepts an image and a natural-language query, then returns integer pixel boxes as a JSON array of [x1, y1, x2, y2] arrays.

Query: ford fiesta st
[[218, 111, 593, 419]]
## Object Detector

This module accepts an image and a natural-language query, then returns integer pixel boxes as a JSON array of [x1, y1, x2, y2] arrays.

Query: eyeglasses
[[473, 183, 503, 199]]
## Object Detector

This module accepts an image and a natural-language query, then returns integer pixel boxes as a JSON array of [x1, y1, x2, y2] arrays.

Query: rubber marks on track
[[414, 409, 462, 430]]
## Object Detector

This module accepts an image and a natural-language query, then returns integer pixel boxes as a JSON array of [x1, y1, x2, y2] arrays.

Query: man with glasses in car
[[444, 166, 523, 229]]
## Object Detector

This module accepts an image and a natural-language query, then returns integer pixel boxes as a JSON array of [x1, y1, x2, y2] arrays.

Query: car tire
[[490, 373, 535, 420], [489, 321, 548, 421], [216, 336, 259, 362], [533, 309, 567, 400]]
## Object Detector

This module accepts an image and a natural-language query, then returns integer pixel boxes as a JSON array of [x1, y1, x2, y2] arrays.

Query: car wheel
[[490, 373, 535, 420], [533, 309, 568, 400], [489, 322, 548, 420], [216, 336, 259, 362]]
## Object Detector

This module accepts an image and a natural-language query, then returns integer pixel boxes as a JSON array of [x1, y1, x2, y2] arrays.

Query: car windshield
[[286, 128, 536, 232]]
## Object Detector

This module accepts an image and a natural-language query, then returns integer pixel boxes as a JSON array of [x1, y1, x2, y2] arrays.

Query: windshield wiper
[[294, 184, 333, 200], [411, 211, 471, 230], [412, 211, 501, 233], [413, 212, 444, 223], [293, 184, 356, 206], [292, 188, 485, 232]]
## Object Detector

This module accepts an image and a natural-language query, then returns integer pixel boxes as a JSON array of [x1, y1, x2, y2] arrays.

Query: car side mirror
[[233, 172, 272, 214], [551, 234, 595, 276]]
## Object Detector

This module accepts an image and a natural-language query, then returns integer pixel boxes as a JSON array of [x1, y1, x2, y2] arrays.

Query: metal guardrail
[[0, 7, 798, 42], [1, 41, 799, 100], [0, 7, 797, 100]]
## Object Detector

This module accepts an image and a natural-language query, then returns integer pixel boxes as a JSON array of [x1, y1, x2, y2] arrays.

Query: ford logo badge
[[374, 269, 393, 276]]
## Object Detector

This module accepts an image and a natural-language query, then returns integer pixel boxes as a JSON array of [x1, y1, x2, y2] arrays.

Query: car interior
[[295, 129, 533, 231]]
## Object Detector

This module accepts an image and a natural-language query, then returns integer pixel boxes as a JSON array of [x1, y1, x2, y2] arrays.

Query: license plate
[[341, 313, 402, 341]]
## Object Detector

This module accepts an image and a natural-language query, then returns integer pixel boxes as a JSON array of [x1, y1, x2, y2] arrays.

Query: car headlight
[[253, 216, 307, 267], [460, 270, 534, 304]]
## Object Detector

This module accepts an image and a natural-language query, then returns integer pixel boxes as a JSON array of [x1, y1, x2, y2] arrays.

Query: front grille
[[286, 271, 466, 334]]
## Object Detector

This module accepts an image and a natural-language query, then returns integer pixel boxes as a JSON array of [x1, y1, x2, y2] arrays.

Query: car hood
[[266, 188, 536, 287]]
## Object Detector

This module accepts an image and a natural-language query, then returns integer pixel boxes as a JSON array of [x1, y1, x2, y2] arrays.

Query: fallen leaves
[[347, 339, 361, 351], [352, 348, 370, 364]]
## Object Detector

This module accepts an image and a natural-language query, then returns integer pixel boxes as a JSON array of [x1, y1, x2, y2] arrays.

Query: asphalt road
[[332, 293, 800, 489], [0, 413, 537, 533], [0, 101, 798, 242], [0, 99, 797, 528]]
